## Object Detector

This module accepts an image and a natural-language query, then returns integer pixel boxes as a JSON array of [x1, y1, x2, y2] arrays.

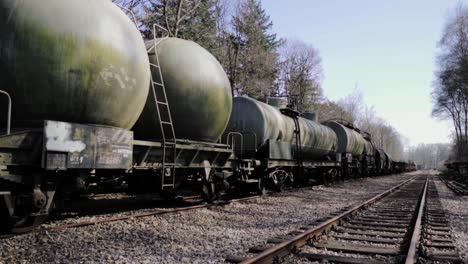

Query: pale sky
[[261, 0, 464, 146]]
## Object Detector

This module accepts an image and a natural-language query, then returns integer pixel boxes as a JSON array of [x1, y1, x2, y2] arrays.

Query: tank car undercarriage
[[0, 121, 251, 233]]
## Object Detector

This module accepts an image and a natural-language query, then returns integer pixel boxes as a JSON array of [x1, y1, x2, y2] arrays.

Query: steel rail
[[42, 183, 329, 232], [45, 194, 262, 231], [238, 176, 419, 264], [439, 176, 468, 195], [404, 176, 429, 263]]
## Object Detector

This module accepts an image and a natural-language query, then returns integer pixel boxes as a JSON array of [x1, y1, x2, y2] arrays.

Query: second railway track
[[439, 176, 468, 196], [231, 174, 462, 264]]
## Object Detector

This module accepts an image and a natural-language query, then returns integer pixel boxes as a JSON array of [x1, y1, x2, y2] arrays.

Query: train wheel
[[257, 178, 268, 195], [266, 170, 293, 192], [201, 181, 218, 203], [0, 195, 14, 234], [9, 214, 49, 234], [0, 194, 49, 234], [201, 171, 219, 203]]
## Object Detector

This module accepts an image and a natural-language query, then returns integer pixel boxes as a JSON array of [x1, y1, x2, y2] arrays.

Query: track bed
[[1, 174, 415, 263]]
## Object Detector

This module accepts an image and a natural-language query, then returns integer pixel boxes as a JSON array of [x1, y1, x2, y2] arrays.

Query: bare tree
[[112, 0, 147, 20], [142, 0, 216, 41], [406, 143, 451, 169], [336, 87, 364, 123], [276, 39, 323, 112], [433, 4, 468, 161]]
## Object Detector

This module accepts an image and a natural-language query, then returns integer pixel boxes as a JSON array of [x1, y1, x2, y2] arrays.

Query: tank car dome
[[0, 0, 151, 130], [133, 38, 232, 142]]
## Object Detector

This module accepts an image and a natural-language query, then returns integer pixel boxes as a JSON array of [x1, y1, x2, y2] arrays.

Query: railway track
[[229, 175, 462, 264], [439, 176, 468, 196], [1, 175, 405, 236], [29, 178, 382, 233], [9, 182, 334, 234], [43, 194, 261, 231]]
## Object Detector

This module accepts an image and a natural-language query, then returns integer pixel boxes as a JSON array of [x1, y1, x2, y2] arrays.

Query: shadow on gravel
[[48, 197, 202, 222]]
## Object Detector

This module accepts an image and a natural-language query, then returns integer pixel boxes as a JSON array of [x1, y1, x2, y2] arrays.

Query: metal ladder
[[115, 6, 177, 190], [147, 25, 177, 190]]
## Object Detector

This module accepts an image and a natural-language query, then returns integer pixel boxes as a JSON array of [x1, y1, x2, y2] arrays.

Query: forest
[[112, 0, 459, 162], [433, 4, 468, 166]]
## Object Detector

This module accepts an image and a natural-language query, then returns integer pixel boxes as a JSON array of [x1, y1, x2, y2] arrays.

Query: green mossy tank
[[226, 96, 338, 159], [133, 38, 232, 142], [322, 121, 368, 156], [0, 0, 150, 130]]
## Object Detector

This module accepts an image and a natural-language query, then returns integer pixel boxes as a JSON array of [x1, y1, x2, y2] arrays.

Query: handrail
[[227, 132, 243, 158], [239, 131, 257, 151], [0, 90, 11, 135], [227, 131, 258, 159]]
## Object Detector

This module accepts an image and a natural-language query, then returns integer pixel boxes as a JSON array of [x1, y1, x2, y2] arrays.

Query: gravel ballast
[[1, 173, 416, 263], [434, 176, 468, 263]]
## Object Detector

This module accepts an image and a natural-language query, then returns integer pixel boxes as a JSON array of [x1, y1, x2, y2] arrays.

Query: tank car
[[0, 2, 409, 234], [133, 38, 232, 142], [0, 0, 153, 233], [129, 38, 234, 200], [225, 96, 341, 190], [321, 120, 370, 177], [374, 148, 387, 175], [0, 0, 151, 130]]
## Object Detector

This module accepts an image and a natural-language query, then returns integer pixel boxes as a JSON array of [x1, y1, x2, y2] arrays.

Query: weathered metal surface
[[363, 139, 374, 156], [43, 121, 133, 170], [0, 131, 43, 166], [226, 97, 337, 159], [300, 253, 383, 264], [384, 151, 393, 170], [314, 241, 400, 255], [0, 0, 150, 130], [132, 139, 232, 169], [133, 38, 232, 142], [375, 148, 386, 171], [322, 121, 368, 156]]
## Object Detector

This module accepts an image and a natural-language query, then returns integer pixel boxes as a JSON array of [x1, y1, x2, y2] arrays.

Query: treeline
[[113, 0, 404, 159], [433, 4, 468, 163], [404, 143, 451, 169]]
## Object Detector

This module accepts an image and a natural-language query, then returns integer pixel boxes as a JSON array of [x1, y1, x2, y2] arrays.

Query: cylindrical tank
[[226, 96, 337, 159], [375, 148, 385, 170], [363, 140, 374, 156], [266, 97, 287, 108], [384, 151, 392, 170], [303, 112, 318, 122], [0, 0, 151, 130], [322, 121, 368, 156], [133, 38, 232, 142]]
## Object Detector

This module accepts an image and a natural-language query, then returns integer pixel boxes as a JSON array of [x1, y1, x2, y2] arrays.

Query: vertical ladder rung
[[149, 29, 176, 190]]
